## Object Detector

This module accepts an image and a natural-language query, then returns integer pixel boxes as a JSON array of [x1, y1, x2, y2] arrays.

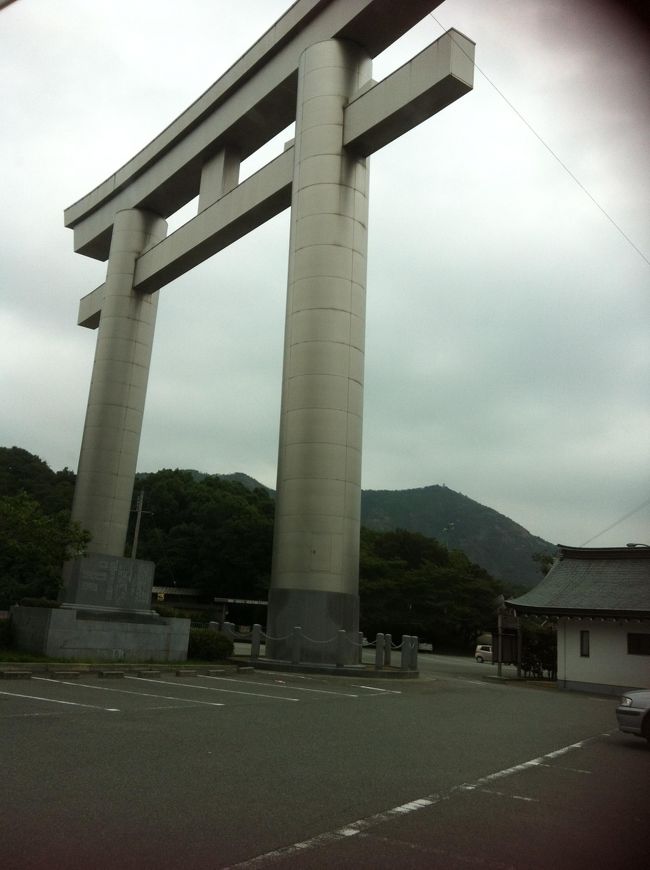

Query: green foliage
[[532, 551, 556, 576], [1, 448, 523, 655], [0, 618, 12, 649], [520, 619, 557, 678], [0, 492, 90, 608], [187, 628, 234, 661], [0, 446, 75, 515], [362, 485, 556, 589], [17, 598, 61, 608], [130, 469, 274, 600], [360, 527, 505, 652]]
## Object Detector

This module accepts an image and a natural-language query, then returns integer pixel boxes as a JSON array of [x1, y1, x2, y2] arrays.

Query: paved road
[[1, 658, 648, 869]]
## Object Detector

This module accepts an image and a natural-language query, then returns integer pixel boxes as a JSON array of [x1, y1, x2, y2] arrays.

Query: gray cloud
[[1, 0, 648, 549]]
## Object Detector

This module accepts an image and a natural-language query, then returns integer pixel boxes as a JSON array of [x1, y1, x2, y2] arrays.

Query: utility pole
[[131, 491, 145, 560]]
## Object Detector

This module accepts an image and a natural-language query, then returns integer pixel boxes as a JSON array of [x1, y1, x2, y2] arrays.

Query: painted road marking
[[0, 689, 119, 712], [33, 677, 224, 708], [536, 762, 591, 774], [203, 675, 360, 698], [354, 685, 401, 694], [223, 731, 613, 869], [126, 676, 300, 702], [472, 787, 538, 802]]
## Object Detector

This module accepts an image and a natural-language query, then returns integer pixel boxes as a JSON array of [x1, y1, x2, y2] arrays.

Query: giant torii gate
[[60, 0, 474, 663]]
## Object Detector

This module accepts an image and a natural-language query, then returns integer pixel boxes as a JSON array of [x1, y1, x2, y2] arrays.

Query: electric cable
[[579, 496, 650, 546], [429, 13, 650, 267]]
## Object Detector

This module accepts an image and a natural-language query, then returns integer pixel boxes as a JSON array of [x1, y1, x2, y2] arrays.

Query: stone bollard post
[[410, 635, 419, 670], [401, 635, 414, 670], [291, 626, 302, 665], [384, 632, 392, 667], [400, 635, 419, 670], [375, 633, 385, 669], [251, 624, 262, 660]]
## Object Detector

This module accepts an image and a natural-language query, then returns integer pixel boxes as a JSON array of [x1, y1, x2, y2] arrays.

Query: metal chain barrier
[[217, 621, 418, 670]]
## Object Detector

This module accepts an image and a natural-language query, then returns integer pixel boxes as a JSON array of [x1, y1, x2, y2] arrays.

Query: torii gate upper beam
[[77, 27, 474, 329], [64, 0, 448, 262]]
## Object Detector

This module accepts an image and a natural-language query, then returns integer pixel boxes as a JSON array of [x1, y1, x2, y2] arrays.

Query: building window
[[627, 633, 650, 656], [580, 630, 590, 657]]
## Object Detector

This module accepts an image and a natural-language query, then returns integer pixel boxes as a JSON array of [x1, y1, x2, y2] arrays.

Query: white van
[[475, 644, 492, 663]]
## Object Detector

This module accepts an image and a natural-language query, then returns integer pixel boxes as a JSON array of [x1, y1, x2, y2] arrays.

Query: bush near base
[[188, 628, 233, 661], [0, 617, 12, 649]]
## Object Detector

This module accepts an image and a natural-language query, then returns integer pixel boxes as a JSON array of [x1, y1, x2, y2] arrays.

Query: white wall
[[558, 619, 650, 691]]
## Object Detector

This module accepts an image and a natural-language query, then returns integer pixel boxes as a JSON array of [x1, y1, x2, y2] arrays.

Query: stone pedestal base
[[265, 588, 359, 664], [9, 553, 190, 662], [10, 604, 190, 662]]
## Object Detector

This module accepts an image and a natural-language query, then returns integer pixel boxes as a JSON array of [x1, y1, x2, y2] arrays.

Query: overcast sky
[[1, 0, 648, 549]]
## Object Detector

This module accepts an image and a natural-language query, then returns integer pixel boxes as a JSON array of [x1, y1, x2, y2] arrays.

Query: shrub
[[187, 628, 233, 661], [0, 618, 12, 649], [18, 598, 61, 608]]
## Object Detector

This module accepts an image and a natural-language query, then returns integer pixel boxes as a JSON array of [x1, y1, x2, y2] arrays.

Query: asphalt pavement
[[1, 655, 648, 869]]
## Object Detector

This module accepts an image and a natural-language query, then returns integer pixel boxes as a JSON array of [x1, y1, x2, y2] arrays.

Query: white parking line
[[0, 689, 119, 712], [33, 677, 225, 708], [126, 676, 300, 702], [223, 731, 612, 869], [354, 685, 402, 694], [536, 762, 591, 774], [203, 675, 359, 698], [473, 787, 538, 802]]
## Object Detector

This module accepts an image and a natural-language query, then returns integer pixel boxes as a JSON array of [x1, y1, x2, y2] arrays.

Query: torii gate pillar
[[267, 40, 371, 663]]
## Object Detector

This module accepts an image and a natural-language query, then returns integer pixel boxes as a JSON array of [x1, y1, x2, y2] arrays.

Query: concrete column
[[71, 208, 167, 557], [267, 39, 372, 664], [198, 147, 240, 211]]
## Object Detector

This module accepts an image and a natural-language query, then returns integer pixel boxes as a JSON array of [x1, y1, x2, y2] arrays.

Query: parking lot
[[2, 660, 648, 869]]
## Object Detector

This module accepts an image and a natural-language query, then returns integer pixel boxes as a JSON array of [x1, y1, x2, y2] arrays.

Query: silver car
[[616, 690, 650, 745], [475, 644, 492, 663]]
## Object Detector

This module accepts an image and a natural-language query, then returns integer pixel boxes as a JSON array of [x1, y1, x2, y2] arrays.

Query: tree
[[520, 619, 557, 679], [0, 446, 74, 515], [359, 527, 505, 651], [129, 469, 274, 599], [0, 492, 90, 606], [532, 551, 556, 576]]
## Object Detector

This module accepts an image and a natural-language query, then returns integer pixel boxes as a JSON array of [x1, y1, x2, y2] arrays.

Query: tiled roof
[[507, 546, 650, 617]]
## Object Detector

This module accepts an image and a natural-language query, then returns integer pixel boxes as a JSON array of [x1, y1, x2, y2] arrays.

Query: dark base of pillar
[[265, 588, 359, 664]]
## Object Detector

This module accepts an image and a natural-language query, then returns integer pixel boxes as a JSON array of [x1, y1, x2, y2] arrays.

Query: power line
[[580, 497, 650, 546], [430, 14, 650, 268], [426, 16, 649, 549]]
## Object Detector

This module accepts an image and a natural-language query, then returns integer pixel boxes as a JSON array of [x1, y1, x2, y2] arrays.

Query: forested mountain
[[361, 486, 554, 589], [204, 475, 553, 588], [1, 447, 550, 605], [0, 447, 555, 588]]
